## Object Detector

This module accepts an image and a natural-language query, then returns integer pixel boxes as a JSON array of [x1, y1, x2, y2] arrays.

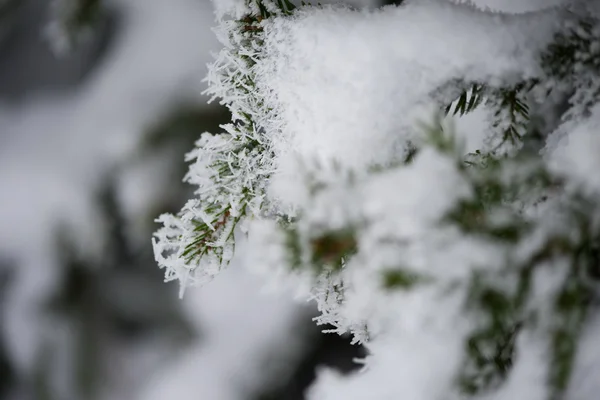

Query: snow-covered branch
[[153, 0, 600, 398]]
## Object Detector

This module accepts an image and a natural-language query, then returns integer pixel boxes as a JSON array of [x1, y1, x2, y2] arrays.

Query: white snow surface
[[547, 103, 600, 196], [259, 1, 562, 208], [448, 0, 568, 13]]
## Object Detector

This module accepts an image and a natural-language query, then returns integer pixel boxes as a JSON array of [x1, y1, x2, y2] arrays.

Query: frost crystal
[[154, 0, 600, 398]]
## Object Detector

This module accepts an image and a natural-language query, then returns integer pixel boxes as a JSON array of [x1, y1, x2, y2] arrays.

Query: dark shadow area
[[256, 324, 366, 400], [0, 0, 119, 101]]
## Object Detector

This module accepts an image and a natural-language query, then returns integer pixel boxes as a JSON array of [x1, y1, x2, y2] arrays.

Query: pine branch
[[153, 0, 299, 291]]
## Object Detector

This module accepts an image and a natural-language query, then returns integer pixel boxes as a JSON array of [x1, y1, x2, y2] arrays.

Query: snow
[[148, 0, 600, 399], [212, 0, 249, 20], [448, 0, 567, 14], [309, 314, 468, 400], [547, 104, 600, 196], [136, 253, 307, 400], [259, 1, 562, 208], [0, 0, 218, 373], [567, 313, 600, 400], [0, 0, 308, 399], [481, 331, 550, 400]]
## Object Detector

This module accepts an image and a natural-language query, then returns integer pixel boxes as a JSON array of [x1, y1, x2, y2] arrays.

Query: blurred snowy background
[[0, 0, 373, 399]]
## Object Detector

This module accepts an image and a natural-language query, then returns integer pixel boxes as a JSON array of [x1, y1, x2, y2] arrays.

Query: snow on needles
[[154, 0, 564, 293], [154, 0, 600, 399], [260, 1, 561, 206], [549, 104, 600, 196]]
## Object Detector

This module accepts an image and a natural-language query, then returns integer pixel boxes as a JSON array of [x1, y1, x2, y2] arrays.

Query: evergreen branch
[[153, 0, 298, 290], [444, 83, 484, 117]]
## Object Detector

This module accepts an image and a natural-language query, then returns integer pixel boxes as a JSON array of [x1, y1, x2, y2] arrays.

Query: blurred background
[[0, 0, 385, 399]]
